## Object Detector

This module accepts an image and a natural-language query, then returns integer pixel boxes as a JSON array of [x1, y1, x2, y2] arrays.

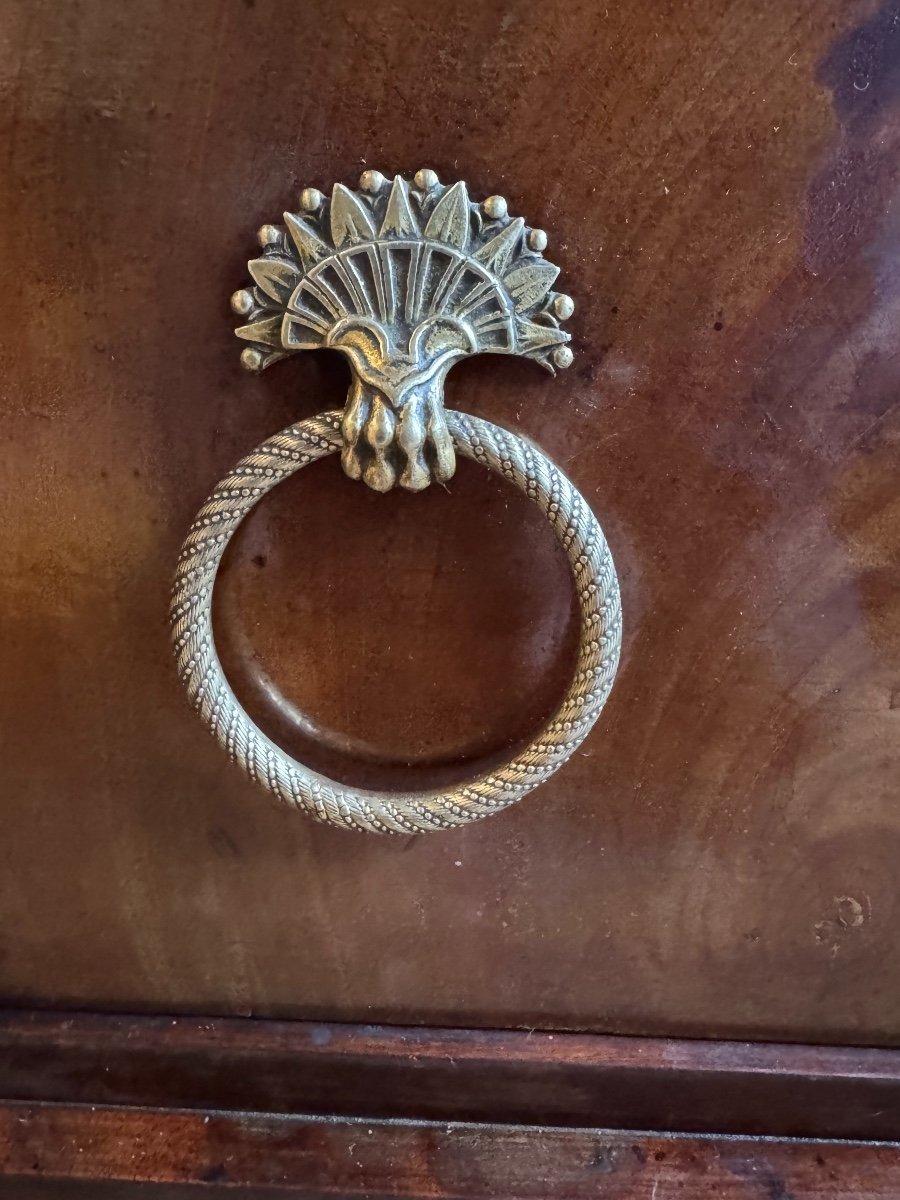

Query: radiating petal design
[[475, 217, 524, 275], [235, 175, 574, 488], [235, 315, 283, 347], [380, 175, 419, 238], [282, 313, 328, 349], [516, 317, 570, 352], [330, 182, 377, 246], [248, 257, 301, 304], [423, 180, 470, 250], [503, 258, 559, 311], [283, 212, 330, 270]]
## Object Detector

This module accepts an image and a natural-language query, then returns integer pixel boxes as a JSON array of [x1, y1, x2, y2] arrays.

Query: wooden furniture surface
[[1, 1012, 900, 1197], [2, 0, 900, 1192], [6, 1111, 900, 1199], [2, 0, 899, 1044], [4, 1010, 900, 1142]]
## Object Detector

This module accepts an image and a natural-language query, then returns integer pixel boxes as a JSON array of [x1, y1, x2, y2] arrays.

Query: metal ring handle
[[171, 409, 621, 834]]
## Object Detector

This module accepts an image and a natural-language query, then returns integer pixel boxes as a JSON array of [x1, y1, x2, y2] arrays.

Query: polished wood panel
[[4, 1103, 900, 1197], [1, 0, 899, 1041], [4, 1011, 900, 1142]]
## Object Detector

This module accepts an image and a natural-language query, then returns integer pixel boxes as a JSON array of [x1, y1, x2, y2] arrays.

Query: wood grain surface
[[4, 1103, 900, 1198], [4, 1010, 900, 1198], [1, 0, 900, 1041], [4, 1010, 900, 1142]]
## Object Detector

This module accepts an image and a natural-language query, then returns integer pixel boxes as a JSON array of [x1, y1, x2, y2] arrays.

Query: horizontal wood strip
[[3, 1010, 900, 1140], [2, 1101, 900, 1197]]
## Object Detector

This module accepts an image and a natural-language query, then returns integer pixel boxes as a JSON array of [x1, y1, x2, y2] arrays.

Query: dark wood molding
[[3, 1011, 900, 1195], [3, 1010, 900, 1142], [3, 1102, 900, 1197]]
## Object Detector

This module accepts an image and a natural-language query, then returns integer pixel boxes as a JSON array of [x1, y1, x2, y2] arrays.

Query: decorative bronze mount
[[171, 170, 619, 834], [230, 169, 574, 492]]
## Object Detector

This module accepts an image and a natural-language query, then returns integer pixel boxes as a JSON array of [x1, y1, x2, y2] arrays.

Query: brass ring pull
[[170, 170, 622, 833]]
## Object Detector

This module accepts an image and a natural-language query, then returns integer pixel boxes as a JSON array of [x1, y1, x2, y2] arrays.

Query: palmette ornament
[[171, 170, 621, 833]]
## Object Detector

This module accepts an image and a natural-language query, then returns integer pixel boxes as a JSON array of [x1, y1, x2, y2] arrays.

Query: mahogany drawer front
[[2, 0, 899, 1050], [4, 2, 900, 1189]]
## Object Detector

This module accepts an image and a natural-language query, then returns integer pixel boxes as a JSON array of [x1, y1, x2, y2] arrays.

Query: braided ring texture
[[171, 410, 621, 833]]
